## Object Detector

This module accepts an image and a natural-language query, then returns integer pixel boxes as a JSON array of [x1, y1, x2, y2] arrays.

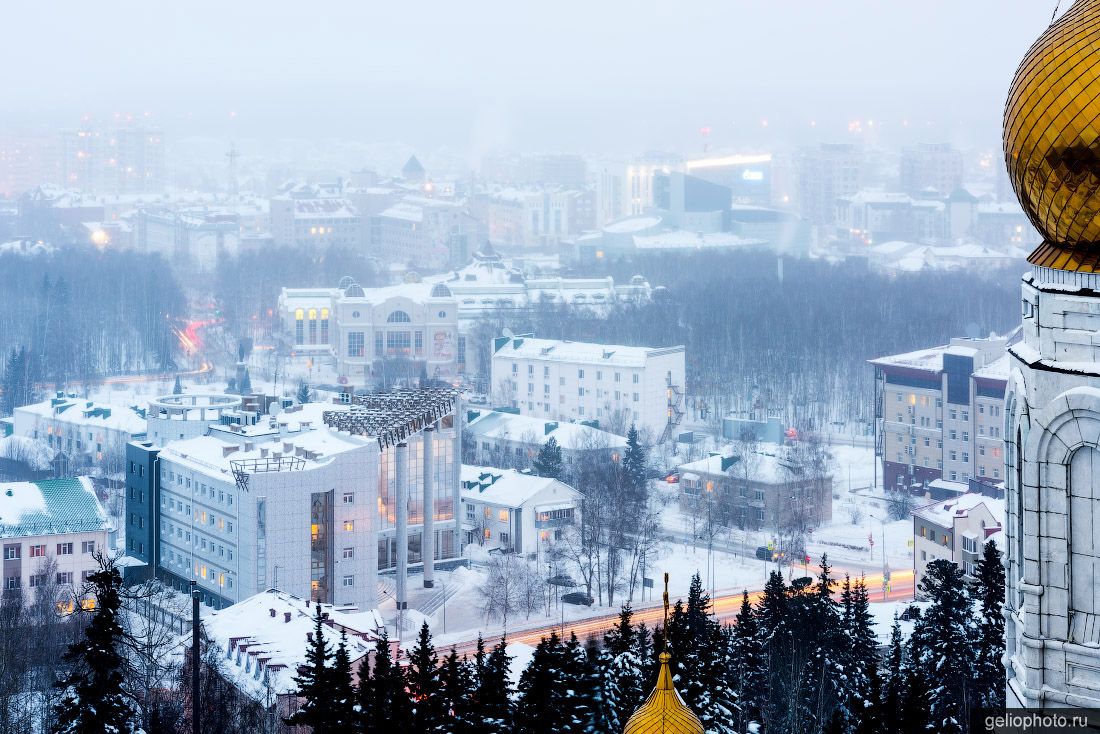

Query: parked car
[[561, 591, 594, 606], [755, 546, 770, 560], [548, 574, 576, 587], [664, 472, 680, 484]]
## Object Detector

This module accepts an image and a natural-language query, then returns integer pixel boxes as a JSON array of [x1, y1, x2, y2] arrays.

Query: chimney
[[306, 632, 313, 642], [283, 441, 294, 454], [260, 447, 269, 458], [244, 441, 254, 452], [284, 612, 292, 623], [269, 608, 276, 618], [222, 445, 239, 458]]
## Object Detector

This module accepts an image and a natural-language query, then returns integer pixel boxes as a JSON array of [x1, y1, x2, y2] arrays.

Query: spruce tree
[[407, 622, 446, 733], [297, 380, 312, 404], [532, 436, 564, 479], [439, 648, 476, 734], [911, 560, 975, 734], [53, 559, 136, 734], [515, 633, 564, 733], [356, 629, 412, 733], [331, 631, 357, 731], [172, 375, 183, 394], [622, 424, 648, 504], [798, 555, 848, 733], [563, 633, 601, 734], [600, 605, 644, 732], [731, 590, 766, 733], [477, 638, 514, 734], [972, 540, 1006, 708], [239, 368, 252, 393], [756, 570, 791, 732], [882, 615, 906, 724], [899, 664, 933, 734], [285, 603, 335, 732]]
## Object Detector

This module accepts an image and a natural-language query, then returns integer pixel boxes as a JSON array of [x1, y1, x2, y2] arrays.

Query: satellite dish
[[964, 322, 981, 339], [501, 327, 514, 339]]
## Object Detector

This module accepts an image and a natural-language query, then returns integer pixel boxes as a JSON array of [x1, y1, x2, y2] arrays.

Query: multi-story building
[[464, 408, 627, 471], [13, 394, 146, 474], [899, 143, 964, 197], [912, 492, 1003, 595], [834, 190, 946, 245], [16, 184, 105, 244], [796, 143, 863, 226], [59, 124, 165, 195], [368, 196, 479, 269], [676, 448, 833, 531], [490, 334, 685, 441], [476, 187, 595, 250], [124, 390, 462, 611], [871, 335, 1012, 492], [269, 183, 360, 249], [0, 477, 110, 609], [460, 465, 581, 557], [684, 153, 773, 206]]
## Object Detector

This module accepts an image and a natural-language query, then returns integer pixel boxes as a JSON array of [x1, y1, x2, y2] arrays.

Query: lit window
[[344, 521, 354, 532], [498, 509, 509, 522]]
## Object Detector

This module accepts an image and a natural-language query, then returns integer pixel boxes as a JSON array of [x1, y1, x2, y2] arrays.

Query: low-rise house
[[676, 448, 833, 532], [0, 477, 111, 609], [460, 465, 582, 559], [912, 492, 1004, 595], [199, 589, 384, 720], [13, 394, 146, 474], [464, 409, 627, 471]]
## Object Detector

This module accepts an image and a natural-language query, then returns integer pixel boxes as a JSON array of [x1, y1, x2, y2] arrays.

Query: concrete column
[[395, 442, 408, 611], [422, 426, 435, 588]]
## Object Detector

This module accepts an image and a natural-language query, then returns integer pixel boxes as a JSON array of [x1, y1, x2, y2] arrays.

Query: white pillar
[[423, 426, 435, 588], [395, 442, 408, 611]]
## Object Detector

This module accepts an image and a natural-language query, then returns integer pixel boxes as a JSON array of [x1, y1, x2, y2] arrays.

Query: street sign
[[643, 577, 654, 589]]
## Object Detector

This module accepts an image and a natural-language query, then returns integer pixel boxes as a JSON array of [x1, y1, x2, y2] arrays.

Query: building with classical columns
[[1003, 0, 1100, 708]]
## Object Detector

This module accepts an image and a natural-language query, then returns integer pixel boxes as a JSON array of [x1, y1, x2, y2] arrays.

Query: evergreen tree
[[972, 540, 1006, 708], [52, 557, 137, 734], [566, 634, 602, 734], [532, 436, 563, 479], [731, 590, 766, 733], [756, 571, 791, 732], [356, 629, 412, 733], [882, 615, 906, 725], [285, 603, 335, 732], [515, 633, 564, 733], [899, 664, 933, 734], [797, 556, 848, 733], [600, 605, 644, 732], [477, 638, 514, 734], [172, 375, 183, 394], [439, 648, 476, 734], [297, 380, 312, 404], [621, 424, 648, 503], [331, 631, 357, 731], [911, 560, 975, 734], [407, 622, 446, 733]]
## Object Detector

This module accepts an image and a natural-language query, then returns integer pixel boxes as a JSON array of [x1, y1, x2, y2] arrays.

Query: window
[[543, 366, 550, 378], [342, 547, 355, 559], [962, 410, 969, 421], [342, 492, 355, 505], [949, 409, 957, 420], [29, 545, 45, 558], [56, 572, 73, 585], [28, 574, 45, 588], [962, 452, 969, 463], [342, 575, 355, 587], [56, 543, 73, 556], [498, 509, 509, 522], [578, 369, 584, 379], [963, 537, 978, 553], [484, 506, 491, 519], [344, 521, 354, 532], [962, 431, 969, 442], [483, 528, 491, 540], [754, 489, 765, 501], [633, 393, 639, 402], [81, 541, 95, 554], [2, 545, 19, 561], [347, 332, 365, 357], [4, 577, 19, 590], [501, 532, 510, 545], [386, 310, 411, 323], [466, 504, 475, 520], [512, 364, 518, 375]]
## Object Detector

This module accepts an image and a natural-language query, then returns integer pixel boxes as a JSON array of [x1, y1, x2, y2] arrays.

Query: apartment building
[[463, 408, 627, 471], [0, 477, 110, 609], [489, 334, 686, 441], [13, 394, 146, 472], [912, 492, 1004, 595], [870, 332, 1013, 492]]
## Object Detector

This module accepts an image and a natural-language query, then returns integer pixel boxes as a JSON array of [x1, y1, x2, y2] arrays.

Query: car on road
[[561, 591, 594, 606], [755, 546, 770, 560]]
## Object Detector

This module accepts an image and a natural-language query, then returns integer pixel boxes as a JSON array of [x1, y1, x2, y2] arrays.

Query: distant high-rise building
[[59, 124, 164, 194], [796, 143, 863, 226], [899, 142, 963, 197]]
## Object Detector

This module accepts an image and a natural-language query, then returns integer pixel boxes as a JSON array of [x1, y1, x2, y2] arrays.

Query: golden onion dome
[[1005, 0, 1100, 271], [622, 652, 705, 734]]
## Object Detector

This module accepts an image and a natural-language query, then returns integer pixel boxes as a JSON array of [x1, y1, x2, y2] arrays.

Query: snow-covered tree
[[407, 622, 446, 733], [971, 540, 1006, 709], [330, 630, 357, 731], [600, 605, 645, 732], [172, 375, 183, 395], [284, 603, 334, 732], [476, 639, 514, 734], [296, 380, 312, 405], [532, 436, 563, 479]]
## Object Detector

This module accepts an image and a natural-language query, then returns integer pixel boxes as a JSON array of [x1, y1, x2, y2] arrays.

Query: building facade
[[871, 335, 1011, 492], [125, 390, 462, 611], [490, 334, 686, 441], [13, 394, 146, 474], [911, 492, 1003, 595], [463, 408, 627, 472]]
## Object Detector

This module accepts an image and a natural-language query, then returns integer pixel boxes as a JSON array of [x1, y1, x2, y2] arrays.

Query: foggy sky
[[0, 1, 1063, 155]]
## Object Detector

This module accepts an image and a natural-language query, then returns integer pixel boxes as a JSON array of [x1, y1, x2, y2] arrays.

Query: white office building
[[460, 465, 581, 556], [490, 334, 685, 441]]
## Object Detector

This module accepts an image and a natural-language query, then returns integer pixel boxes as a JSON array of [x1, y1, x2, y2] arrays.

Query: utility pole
[[191, 581, 201, 734]]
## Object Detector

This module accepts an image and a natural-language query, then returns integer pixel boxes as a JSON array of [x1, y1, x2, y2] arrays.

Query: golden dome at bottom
[[623, 652, 705, 734]]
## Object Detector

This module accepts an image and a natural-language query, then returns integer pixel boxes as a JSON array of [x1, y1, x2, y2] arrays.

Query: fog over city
[[0, 2, 1093, 733]]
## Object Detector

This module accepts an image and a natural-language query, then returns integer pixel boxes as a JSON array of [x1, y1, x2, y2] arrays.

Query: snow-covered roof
[[15, 396, 146, 435], [493, 336, 683, 368], [0, 477, 109, 538], [913, 493, 1005, 529], [603, 216, 663, 234], [632, 230, 765, 250], [202, 589, 383, 700], [158, 425, 366, 479], [465, 410, 627, 450], [460, 465, 579, 509], [973, 354, 1011, 381], [677, 449, 821, 485]]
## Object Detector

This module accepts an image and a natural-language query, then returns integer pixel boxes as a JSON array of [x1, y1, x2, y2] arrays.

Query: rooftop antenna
[[662, 572, 670, 647], [226, 142, 240, 198]]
